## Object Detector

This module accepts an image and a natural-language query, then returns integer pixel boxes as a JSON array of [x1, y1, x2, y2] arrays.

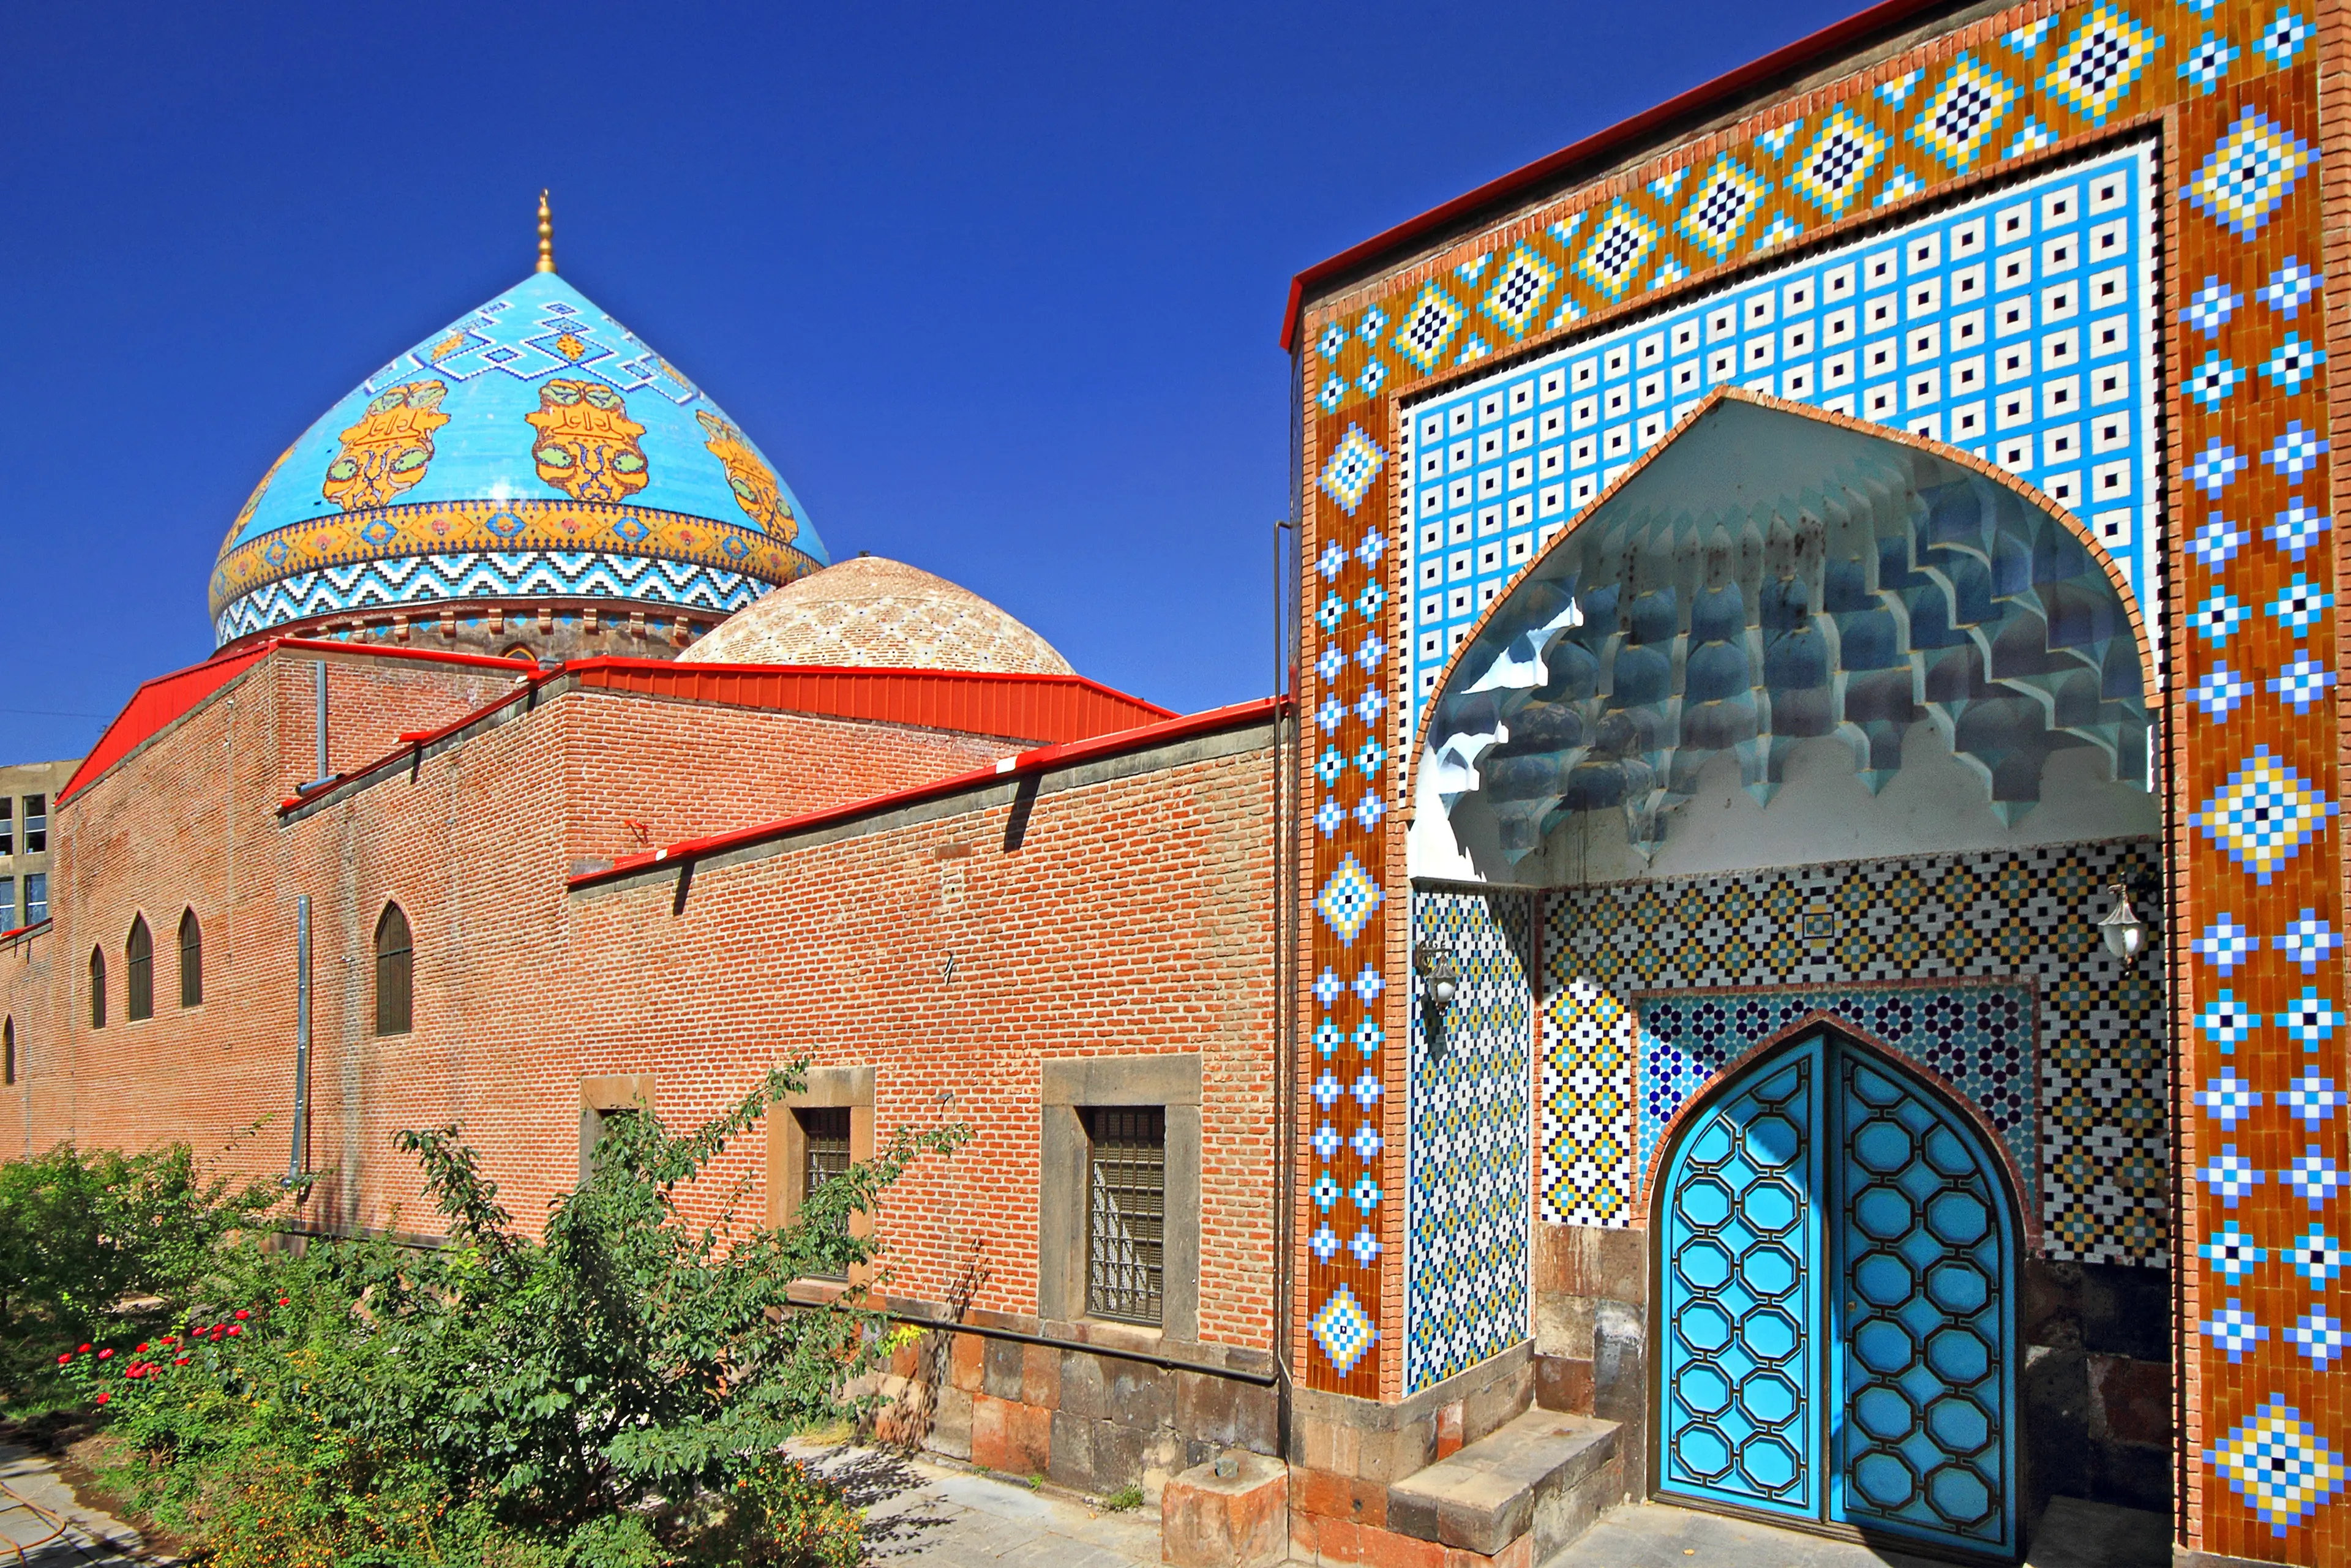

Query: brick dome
[[681, 555, 1074, 675]]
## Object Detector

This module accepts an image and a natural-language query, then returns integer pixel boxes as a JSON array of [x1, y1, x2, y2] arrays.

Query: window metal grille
[[800, 1107, 852, 1281], [126, 918, 153, 1022], [1085, 1106, 1166, 1326]]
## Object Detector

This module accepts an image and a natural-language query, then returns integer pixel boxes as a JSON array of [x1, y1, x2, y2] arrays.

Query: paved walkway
[[1561, 1496, 2170, 1568], [0, 1443, 151, 1566]]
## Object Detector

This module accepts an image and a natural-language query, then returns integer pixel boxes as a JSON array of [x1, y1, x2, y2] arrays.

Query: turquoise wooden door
[[1656, 1027, 2019, 1559]]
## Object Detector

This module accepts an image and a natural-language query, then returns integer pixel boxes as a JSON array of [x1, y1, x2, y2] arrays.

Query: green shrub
[[36, 1063, 962, 1565]]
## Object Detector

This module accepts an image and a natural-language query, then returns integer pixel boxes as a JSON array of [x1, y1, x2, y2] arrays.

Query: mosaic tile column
[[2174, 58, 2351, 1562], [1299, 409, 1396, 1397]]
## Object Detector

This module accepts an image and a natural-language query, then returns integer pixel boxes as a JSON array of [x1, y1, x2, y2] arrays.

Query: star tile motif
[[2191, 438, 2248, 494], [2188, 110, 2317, 239], [2268, 497, 2329, 560], [1318, 426, 1387, 516], [2283, 1073, 2345, 1125], [1676, 154, 1770, 258], [2206, 1400, 2345, 1533], [2193, 747, 2336, 883], [2179, 30, 2237, 92], [2041, 5, 2164, 125], [2276, 910, 2341, 971], [2258, 5, 2310, 66], [2285, 1147, 2345, 1206], [1786, 108, 1888, 218], [1480, 244, 1561, 340], [2190, 662, 2251, 720], [1391, 283, 1466, 373], [2286, 1227, 2343, 1287], [2191, 585, 2247, 643], [2189, 351, 2243, 408], [2265, 421, 2328, 480], [1573, 202, 1662, 301], [2204, 1299, 2267, 1360], [2260, 332, 2323, 392], [2195, 917, 2258, 973], [1910, 55, 2019, 170], [2186, 278, 2243, 336], [2198, 1071, 2260, 1125], [2287, 1310, 2345, 1366], [2262, 258, 2320, 317], [2200, 1146, 2262, 1203], [1315, 853, 1384, 944], [2201, 991, 2260, 1049], [2189, 513, 2249, 568], [2270, 650, 2335, 715], [2277, 986, 2340, 1047], [2267, 573, 2331, 636], [2203, 1221, 2267, 1281], [1309, 1285, 1378, 1375]]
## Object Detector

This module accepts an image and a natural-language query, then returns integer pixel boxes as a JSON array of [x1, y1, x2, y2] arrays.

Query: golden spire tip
[[536, 189, 555, 274]]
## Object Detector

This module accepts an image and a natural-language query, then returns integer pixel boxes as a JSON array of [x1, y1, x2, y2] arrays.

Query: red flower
[[277, 1297, 290, 1307], [234, 1310, 249, 1321], [97, 1348, 112, 1360], [94, 1392, 109, 1405], [135, 1343, 149, 1353], [56, 1353, 70, 1365], [227, 1326, 242, 1337], [77, 1343, 91, 1353], [173, 1357, 189, 1366]]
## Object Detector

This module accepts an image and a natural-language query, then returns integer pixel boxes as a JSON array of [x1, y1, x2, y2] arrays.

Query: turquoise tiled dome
[[210, 272, 828, 646]]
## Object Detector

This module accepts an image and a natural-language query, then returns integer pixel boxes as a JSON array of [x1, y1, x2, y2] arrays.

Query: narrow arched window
[[4, 1018, 15, 1086], [126, 916, 154, 1022], [179, 909, 203, 1008], [89, 948, 105, 1029], [375, 902, 412, 1036]]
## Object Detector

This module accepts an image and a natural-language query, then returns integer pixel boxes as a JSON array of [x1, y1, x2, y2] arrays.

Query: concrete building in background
[[0, 760, 75, 936], [13, 3, 2351, 1564]]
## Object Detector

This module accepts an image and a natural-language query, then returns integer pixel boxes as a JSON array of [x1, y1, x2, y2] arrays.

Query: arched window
[[126, 916, 154, 1022], [4, 1018, 14, 1086], [375, 902, 412, 1036], [88, 948, 105, 1029], [179, 909, 203, 1008]]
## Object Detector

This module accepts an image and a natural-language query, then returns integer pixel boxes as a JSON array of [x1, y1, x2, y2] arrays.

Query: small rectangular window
[[26, 874, 47, 926], [1085, 1106, 1166, 1326], [0, 880, 15, 933], [0, 798, 14, 857], [798, 1106, 852, 1280], [24, 797, 46, 855]]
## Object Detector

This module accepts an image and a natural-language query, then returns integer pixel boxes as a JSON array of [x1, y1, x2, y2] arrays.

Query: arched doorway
[[1652, 1021, 2020, 1558]]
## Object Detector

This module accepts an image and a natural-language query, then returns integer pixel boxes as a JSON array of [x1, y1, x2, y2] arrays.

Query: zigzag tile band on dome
[[211, 270, 827, 650]]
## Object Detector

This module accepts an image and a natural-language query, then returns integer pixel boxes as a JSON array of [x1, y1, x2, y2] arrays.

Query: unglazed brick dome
[[681, 555, 1075, 675], [209, 270, 828, 650]]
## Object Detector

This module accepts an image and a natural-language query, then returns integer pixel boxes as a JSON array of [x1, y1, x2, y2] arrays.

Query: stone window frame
[[579, 1073, 653, 1185], [765, 1065, 875, 1289], [1038, 1054, 1201, 1342]]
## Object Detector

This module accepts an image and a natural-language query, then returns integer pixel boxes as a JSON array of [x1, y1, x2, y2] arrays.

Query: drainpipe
[[288, 895, 310, 1196], [311, 661, 330, 789]]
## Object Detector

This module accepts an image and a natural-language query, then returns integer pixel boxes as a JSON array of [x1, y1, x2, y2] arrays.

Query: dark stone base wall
[[1526, 1221, 2174, 1526], [864, 1308, 1279, 1499]]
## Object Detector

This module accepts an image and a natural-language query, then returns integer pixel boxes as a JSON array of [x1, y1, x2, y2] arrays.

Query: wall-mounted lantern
[[2096, 883, 2151, 962], [1415, 940, 1459, 1007]]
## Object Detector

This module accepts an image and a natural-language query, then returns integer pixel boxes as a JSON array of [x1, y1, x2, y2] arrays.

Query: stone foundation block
[[1161, 1452, 1288, 1568]]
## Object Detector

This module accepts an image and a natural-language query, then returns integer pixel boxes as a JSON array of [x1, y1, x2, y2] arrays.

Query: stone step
[[1384, 1409, 1624, 1562]]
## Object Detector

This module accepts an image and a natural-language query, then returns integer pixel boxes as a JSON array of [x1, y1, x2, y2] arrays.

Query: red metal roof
[[1279, 0, 1948, 350], [570, 696, 1283, 890], [60, 640, 535, 806], [564, 658, 1173, 741]]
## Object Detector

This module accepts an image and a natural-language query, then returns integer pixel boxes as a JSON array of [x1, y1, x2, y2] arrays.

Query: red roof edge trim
[[61, 637, 539, 806], [0, 918, 52, 947], [565, 656, 1176, 721], [569, 696, 1286, 891], [1280, 0, 1948, 350], [280, 667, 548, 814]]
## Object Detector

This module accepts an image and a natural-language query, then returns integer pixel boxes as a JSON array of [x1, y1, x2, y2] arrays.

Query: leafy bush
[[33, 1064, 961, 1566]]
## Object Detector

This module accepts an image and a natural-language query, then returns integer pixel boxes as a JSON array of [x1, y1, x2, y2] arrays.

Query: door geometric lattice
[[1657, 1026, 2018, 1559]]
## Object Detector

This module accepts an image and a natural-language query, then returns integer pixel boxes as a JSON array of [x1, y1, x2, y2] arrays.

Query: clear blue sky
[[0, 0, 1854, 762]]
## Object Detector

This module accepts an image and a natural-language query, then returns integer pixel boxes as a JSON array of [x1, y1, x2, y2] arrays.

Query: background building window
[[4, 1018, 13, 1086], [26, 874, 47, 926], [126, 917, 154, 1022], [88, 948, 105, 1029], [26, 795, 47, 854], [375, 902, 412, 1035], [1084, 1106, 1166, 1326], [0, 880, 15, 932], [797, 1106, 852, 1280], [179, 909, 202, 1007], [1, 798, 14, 857]]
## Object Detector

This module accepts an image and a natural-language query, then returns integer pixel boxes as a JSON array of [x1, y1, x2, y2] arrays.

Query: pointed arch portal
[[1652, 1021, 2022, 1559]]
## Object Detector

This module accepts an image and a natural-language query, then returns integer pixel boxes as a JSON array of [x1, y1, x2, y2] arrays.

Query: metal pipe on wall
[[312, 661, 329, 787], [289, 894, 310, 1194]]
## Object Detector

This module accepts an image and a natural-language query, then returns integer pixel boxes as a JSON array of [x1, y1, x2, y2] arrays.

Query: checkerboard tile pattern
[[1539, 838, 2164, 1264], [1406, 889, 1536, 1394]]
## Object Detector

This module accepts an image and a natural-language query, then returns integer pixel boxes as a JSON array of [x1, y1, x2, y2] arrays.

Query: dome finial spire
[[535, 189, 555, 274]]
